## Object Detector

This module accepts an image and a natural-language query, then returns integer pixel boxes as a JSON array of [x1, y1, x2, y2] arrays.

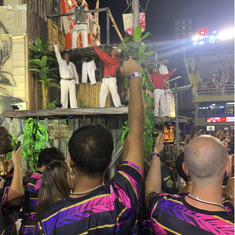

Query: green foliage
[[28, 38, 55, 60], [119, 27, 153, 64], [121, 121, 129, 144], [120, 27, 157, 160], [21, 118, 49, 171], [45, 100, 57, 110], [29, 38, 60, 108], [79, 100, 87, 108]]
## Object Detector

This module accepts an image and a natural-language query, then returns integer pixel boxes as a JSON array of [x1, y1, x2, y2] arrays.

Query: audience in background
[[198, 64, 234, 93]]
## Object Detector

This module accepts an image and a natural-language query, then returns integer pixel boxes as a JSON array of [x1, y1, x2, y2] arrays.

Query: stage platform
[[3, 107, 128, 119]]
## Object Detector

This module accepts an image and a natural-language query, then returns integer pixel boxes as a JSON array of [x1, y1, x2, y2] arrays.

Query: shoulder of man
[[110, 162, 143, 194], [146, 192, 181, 210], [40, 197, 68, 221]]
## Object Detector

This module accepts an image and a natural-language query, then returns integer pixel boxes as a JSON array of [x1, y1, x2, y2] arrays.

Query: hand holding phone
[[15, 141, 21, 151]]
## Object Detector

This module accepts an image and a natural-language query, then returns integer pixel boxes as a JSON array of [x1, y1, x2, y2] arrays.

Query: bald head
[[184, 135, 228, 185]]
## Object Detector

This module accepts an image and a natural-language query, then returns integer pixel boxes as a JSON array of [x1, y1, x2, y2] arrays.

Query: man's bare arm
[[120, 59, 145, 171], [145, 133, 164, 198], [6, 146, 23, 202]]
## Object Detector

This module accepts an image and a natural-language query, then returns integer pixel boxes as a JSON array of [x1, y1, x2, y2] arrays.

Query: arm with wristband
[[145, 132, 164, 198], [120, 59, 145, 172]]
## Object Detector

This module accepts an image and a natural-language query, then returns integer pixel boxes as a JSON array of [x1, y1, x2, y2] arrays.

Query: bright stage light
[[199, 29, 206, 35], [192, 35, 199, 41], [199, 41, 205, 45], [217, 27, 235, 40]]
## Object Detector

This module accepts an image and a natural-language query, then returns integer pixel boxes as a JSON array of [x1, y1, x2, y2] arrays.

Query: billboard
[[207, 117, 235, 123]]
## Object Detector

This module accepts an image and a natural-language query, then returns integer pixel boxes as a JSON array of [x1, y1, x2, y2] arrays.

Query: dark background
[[86, 0, 234, 43], [85, 0, 234, 114]]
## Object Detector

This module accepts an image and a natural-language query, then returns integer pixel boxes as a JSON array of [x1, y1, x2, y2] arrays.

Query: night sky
[[86, 0, 234, 43], [86, 0, 233, 88]]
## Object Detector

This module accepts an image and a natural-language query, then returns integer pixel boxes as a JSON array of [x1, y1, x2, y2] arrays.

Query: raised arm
[[160, 68, 177, 80], [53, 38, 62, 63], [6, 146, 23, 202], [120, 59, 145, 171], [94, 46, 115, 64], [94, 46, 105, 61], [145, 133, 164, 199]]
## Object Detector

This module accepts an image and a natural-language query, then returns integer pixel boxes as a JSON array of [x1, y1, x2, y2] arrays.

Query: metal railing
[[196, 84, 234, 95]]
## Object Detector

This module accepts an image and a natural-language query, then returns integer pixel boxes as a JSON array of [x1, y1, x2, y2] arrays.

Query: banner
[[122, 12, 146, 37]]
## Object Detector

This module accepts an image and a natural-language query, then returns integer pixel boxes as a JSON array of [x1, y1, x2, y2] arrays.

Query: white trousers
[[166, 90, 175, 117], [100, 77, 121, 107], [82, 60, 97, 85], [72, 24, 88, 48], [60, 79, 78, 108], [154, 89, 167, 117]]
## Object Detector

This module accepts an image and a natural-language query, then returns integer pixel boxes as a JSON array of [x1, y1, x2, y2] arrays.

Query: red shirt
[[94, 46, 120, 77], [150, 70, 175, 89]]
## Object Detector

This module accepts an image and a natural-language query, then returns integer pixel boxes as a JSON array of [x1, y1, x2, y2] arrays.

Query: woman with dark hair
[[36, 161, 71, 221], [20, 148, 65, 235]]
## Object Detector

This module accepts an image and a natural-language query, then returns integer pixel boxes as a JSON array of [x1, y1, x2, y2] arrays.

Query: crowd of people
[[199, 106, 234, 116], [0, 59, 234, 235], [179, 129, 234, 156], [198, 64, 234, 93]]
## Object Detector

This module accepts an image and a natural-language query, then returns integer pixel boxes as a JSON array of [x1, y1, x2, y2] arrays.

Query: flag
[[122, 12, 146, 37]]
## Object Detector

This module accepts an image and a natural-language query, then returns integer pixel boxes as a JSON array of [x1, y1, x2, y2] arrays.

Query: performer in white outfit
[[82, 60, 97, 85], [149, 67, 176, 117], [54, 39, 79, 109], [94, 45, 121, 107], [72, 0, 92, 48]]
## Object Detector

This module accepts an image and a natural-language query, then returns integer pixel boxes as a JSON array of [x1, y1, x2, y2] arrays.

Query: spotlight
[[199, 29, 207, 35], [218, 27, 235, 40], [192, 35, 199, 41]]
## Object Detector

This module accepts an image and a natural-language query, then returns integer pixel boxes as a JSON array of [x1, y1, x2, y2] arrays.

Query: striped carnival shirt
[[37, 162, 143, 235], [147, 193, 234, 235], [20, 171, 43, 235], [0, 171, 16, 234]]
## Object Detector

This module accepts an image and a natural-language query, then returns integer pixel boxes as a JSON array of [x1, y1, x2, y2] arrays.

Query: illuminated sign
[[207, 117, 235, 123], [207, 126, 215, 131]]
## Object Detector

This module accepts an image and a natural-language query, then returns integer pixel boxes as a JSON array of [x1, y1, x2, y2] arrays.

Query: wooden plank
[[108, 10, 123, 42], [3, 107, 128, 119]]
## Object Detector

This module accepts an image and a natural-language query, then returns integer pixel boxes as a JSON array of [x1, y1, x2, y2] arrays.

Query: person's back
[[20, 147, 65, 235], [20, 171, 43, 234], [146, 135, 234, 234], [37, 59, 145, 235], [38, 160, 143, 234]]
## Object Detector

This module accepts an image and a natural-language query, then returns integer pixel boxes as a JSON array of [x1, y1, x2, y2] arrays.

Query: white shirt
[[54, 44, 79, 84], [159, 64, 169, 75]]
